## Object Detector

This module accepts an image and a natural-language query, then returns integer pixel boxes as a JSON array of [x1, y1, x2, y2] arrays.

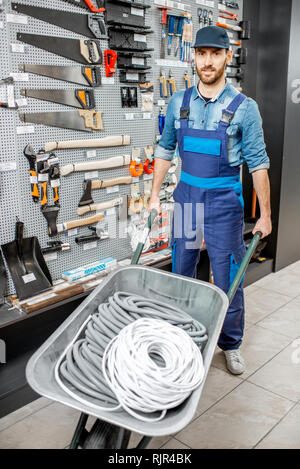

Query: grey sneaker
[[224, 349, 245, 375]]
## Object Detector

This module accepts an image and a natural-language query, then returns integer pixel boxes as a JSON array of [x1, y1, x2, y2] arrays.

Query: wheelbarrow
[[26, 210, 262, 449]]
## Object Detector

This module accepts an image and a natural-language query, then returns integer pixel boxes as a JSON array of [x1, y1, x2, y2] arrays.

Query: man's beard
[[198, 58, 227, 85]]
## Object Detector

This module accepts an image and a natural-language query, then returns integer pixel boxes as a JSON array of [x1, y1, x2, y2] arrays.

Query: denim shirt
[[155, 82, 270, 173]]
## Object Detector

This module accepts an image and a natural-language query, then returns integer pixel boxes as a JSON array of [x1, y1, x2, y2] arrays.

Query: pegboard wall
[[0, 0, 244, 296]]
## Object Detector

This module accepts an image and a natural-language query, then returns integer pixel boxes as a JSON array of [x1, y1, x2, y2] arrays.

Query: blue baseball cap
[[193, 26, 230, 50]]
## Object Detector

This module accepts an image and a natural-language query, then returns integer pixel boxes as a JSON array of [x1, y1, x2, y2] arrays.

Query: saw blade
[[17, 33, 102, 65], [20, 89, 95, 109], [12, 3, 106, 39], [19, 111, 93, 132], [18, 64, 102, 88]]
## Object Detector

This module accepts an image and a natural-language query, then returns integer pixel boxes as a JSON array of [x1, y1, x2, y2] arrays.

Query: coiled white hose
[[55, 292, 207, 421], [102, 318, 205, 422]]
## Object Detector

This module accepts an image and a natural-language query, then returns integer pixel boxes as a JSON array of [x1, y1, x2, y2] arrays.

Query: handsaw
[[20, 89, 95, 109], [19, 110, 104, 132], [12, 3, 107, 39], [19, 64, 101, 88], [17, 33, 102, 65]]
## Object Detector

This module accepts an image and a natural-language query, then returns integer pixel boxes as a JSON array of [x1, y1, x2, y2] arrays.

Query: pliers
[[219, 10, 238, 21]]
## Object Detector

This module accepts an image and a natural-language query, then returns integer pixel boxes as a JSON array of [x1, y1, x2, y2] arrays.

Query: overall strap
[[218, 93, 247, 130], [180, 86, 194, 129]]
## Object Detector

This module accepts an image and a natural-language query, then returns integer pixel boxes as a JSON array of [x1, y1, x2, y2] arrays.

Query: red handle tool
[[83, 0, 105, 12], [104, 50, 118, 78], [219, 10, 238, 21]]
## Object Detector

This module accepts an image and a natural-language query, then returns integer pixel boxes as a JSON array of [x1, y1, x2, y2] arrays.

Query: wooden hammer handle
[[65, 213, 104, 230], [77, 197, 123, 216], [44, 135, 130, 152], [92, 176, 132, 189]]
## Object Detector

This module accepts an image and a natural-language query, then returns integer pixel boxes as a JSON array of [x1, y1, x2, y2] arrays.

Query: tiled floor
[[1, 261, 300, 449]]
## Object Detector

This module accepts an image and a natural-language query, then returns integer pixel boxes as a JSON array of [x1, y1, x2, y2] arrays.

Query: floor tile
[[194, 366, 242, 418], [175, 381, 293, 449], [256, 404, 300, 449], [252, 271, 300, 298], [258, 298, 300, 338], [244, 284, 260, 296], [161, 438, 191, 450], [244, 288, 291, 326], [248, 340, 300, 402], [212, 325, 291, 379], [0, 402, 81, 449], [0, 397, 52, 432]]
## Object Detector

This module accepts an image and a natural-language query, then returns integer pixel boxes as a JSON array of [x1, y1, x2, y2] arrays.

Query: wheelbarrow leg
[[136, 436, 152, 449], [69, 413, 89, 449]]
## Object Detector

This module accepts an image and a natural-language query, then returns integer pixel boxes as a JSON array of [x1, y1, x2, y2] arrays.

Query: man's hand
[[148, 195, 162, 214], [253, 216, 272, 239]]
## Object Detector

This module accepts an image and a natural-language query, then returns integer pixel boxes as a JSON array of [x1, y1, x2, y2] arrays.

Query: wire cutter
[[219, 10, 239, 21]]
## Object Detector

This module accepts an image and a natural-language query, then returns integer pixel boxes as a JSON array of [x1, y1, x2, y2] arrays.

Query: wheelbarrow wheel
[[82, 419, 131, 449]]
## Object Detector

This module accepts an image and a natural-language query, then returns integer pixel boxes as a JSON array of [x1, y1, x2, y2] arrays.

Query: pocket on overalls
[[230, 243, 247, 286]]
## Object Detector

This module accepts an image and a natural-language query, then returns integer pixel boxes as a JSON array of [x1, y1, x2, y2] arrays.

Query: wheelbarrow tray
[[26, 265, 229, 437]]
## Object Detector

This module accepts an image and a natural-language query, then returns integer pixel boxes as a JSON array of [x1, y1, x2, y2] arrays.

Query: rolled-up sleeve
[[155, 93, 178, 161], [241, 98, 270, 173]]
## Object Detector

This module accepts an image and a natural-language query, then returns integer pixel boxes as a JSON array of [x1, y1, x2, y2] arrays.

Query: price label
[[7, 14, 28, 24], [157, 100, 166, 106], [16, 125, 35, 135], [7, 85, 15, 108], [125, 113, 135, 120], [86, 150, 97, 159], [30, 175, 38, 183], [143, 112, 152, 120], [11, 43, 25, 53], [0, 162, 17, 172], [102, 77, 114, 85], [126, 72, 139, 81], [143, 174, 153, 181], [107, 185, 119, 194], [68, 228, 78, 237], [134, 34, 147, 43], [22, 273, 36, 284], [132, 57, 144, 66], [131, 7, 144, 17], [10, 72, 29, 82], [38, 173, 48, 182], [84, 171, 98, 180], [44, 252, 58, 262], [15, 97, 28, 107], [83, 241, 98, 251], [0, 21, 4, 30]]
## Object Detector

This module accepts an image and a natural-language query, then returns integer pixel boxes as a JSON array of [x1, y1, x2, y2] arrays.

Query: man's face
[[195, 47, 232, 85]]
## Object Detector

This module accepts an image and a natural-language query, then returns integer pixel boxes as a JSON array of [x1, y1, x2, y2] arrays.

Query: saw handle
[[82, 66, 102, 87], [83, 0, 105, 12], [78, 110, 104, 130], [75, 90, 95, 109]]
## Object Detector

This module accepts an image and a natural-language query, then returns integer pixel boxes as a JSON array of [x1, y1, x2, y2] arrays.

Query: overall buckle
[[221, 109, 234, 124], [180, 107, 190, 120]]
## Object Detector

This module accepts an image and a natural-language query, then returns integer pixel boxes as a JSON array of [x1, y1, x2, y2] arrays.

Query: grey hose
[[58, 292, 208, 411]]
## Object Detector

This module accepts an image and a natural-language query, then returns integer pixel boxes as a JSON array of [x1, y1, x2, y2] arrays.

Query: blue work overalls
[[172, 86, 247, 351]]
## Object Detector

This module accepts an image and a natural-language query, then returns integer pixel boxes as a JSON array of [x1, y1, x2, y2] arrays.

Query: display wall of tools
[[0, 0, 244, 297]]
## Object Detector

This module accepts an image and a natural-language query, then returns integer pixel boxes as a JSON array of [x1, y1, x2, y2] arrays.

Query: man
[[149, 26, 272, 375]]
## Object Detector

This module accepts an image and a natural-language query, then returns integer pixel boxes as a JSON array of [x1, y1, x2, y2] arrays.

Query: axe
[[79, 176, 133, 206], [41, 205, 104, 236]]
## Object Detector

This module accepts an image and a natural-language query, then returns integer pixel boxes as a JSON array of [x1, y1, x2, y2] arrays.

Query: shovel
[[1, 220, 53, 300]]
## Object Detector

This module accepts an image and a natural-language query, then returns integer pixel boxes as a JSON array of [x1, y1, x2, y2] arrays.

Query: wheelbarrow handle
[[131, 209, 158, 265], [227, 231, 262, 304]]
